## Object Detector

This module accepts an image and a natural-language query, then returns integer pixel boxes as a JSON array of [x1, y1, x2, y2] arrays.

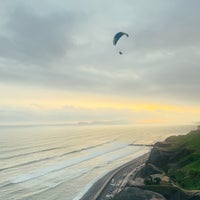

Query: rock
[[115, 130, 200, 200], [138, 163, 163, 178], [114, 187, 166, 200]]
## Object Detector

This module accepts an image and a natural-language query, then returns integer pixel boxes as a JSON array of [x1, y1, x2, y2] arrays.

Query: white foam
[[11, 142, 128, 183], [72, 172, 107, 200], [106, 146, 142, 163]]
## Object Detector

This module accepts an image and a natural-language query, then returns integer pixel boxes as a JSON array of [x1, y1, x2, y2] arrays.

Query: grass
[[165, 130, 200, 190]]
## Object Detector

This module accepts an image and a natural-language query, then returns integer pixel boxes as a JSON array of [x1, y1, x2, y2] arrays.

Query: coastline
[[79, 128, 200, 200], [114, 129, 200, 200], [79, 153, 150, 200]]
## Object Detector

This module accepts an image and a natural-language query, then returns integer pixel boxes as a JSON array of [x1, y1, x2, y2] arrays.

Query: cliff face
[[145, 130, 200, 190], [115, 130, 200, 200], [143, 141, 193, 175], [114, 187, 166, 200]]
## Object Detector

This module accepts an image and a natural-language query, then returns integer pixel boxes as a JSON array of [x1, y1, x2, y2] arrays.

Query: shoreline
[[79, 152, 150, 200]]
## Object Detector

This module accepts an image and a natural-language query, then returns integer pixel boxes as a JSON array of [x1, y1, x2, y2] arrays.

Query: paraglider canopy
[[113, 32, 129, 46], [113, 32, 129, 55]]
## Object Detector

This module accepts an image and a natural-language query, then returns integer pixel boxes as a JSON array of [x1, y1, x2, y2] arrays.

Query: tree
[[154, 177, 161, 185]]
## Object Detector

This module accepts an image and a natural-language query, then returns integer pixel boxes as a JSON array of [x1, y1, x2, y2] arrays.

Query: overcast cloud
[[0, 0, 200, 124]]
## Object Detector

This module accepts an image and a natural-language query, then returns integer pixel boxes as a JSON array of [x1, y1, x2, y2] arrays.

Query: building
[[197, 125, 200, 130]]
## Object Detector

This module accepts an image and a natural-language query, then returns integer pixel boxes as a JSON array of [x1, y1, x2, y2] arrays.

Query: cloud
[[0, 104, 133, 125], [0, 3, 86, 66], [0, 0, 199, 107]]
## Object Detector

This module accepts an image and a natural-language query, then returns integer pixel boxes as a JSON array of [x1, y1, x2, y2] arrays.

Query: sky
[[0, 0, 200, 126]]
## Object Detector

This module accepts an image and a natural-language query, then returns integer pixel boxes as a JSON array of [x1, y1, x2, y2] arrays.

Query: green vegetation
[[138, 129, 200, 200], [170, 130, 200, 149], [142, 185, 188, 200], [144, 176, 161, 185], [165, 130, 200, 190], [154, 177, 162, 185]]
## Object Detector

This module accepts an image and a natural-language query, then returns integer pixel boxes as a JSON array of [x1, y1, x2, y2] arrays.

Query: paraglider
[[113, 32, 129, 55]]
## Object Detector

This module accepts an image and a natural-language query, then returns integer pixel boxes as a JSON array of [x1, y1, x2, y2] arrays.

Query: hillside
[[147, 129, 200, 190], [115, 129, 200, 200]]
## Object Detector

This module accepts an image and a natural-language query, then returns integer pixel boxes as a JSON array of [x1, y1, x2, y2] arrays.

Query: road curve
[[80, 153, 149, 200]]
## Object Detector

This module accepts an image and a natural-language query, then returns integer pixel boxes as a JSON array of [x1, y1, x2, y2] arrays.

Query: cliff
[[114, 129, 200, 200]]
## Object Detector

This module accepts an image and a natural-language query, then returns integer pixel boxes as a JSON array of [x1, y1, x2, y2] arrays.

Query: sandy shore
[[80, 153, 150, 200]]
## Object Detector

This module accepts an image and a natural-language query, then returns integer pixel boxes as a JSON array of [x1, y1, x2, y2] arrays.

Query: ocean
[[0, 124, 195, 200]]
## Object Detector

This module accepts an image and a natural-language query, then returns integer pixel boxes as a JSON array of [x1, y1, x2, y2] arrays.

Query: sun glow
[[1, 84, 200, 125]]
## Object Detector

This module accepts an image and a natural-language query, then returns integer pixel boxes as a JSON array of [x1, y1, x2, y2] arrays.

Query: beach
[[80, 153, 150, 200]]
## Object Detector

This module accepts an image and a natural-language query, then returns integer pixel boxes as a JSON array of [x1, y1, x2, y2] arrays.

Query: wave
[[0, 147, 64, 160], [0, 140, 116, 172], [2, 164, 108, 200], [0, 144, 50, 155], [106, 146, 143, 163], [72, 179, 100, 200], [0, 181, 14, 189], [73, 148, 150, 200], [0, 156, 55, 172], [9, 143, 129, 184]]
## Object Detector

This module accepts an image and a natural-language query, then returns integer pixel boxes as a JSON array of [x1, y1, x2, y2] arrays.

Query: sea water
[[0, 124, 195, 200]]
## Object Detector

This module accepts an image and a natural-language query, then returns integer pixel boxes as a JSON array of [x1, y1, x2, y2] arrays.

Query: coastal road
[[80, 153, 149, 200]]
